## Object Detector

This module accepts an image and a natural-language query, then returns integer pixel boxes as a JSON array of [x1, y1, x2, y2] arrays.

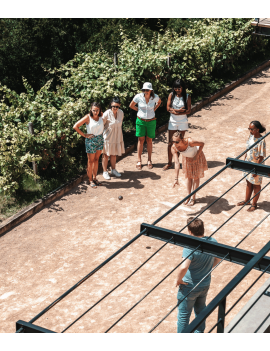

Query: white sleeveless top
[[86, 115, 104, 136], [178, 139, 199, 158], [170, 94, 188, 121]]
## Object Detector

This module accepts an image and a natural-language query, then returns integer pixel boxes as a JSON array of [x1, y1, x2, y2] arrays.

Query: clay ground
[[1, 68, 270, 334]]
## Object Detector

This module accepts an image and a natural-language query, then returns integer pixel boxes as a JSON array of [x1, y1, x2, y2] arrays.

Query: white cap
[[142, 82, 153, 90]]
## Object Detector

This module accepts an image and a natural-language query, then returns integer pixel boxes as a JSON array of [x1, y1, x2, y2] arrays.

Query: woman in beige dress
[[102, 97, 125, 180]]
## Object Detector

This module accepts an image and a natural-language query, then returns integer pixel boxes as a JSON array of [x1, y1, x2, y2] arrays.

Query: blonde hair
[[172, 130, 184, 139]]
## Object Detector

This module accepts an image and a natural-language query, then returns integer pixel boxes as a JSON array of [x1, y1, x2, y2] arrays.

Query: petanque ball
[[118, 196, 123, 200]]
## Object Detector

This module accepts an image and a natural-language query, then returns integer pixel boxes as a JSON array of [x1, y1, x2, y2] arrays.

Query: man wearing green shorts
[[130, 82, 161, 170]]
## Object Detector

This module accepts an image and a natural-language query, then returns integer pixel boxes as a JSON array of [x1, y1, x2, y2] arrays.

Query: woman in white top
[[129, 82, 161, 170], [102, 97, 125, 180], [171, 131, 208, 206], [163, 79, 191, 171], [73, 102, 104, 188]]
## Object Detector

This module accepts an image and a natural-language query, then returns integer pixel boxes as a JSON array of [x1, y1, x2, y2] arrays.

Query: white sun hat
[[142, 82, 153, 90]]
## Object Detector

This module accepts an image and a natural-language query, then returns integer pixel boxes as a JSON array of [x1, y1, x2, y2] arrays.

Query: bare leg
[[110, 155, 117, 170], [192, 178, 200, 200], [137, 137, 145, 163], [93, 150, 102, 180], [245, 180, 253, 202], [102, 154, 109, 172], [185, 178, 193, 204], [87, 153, 96, 185], [252, 184, 261, 205], [146, 136, 153, 162]]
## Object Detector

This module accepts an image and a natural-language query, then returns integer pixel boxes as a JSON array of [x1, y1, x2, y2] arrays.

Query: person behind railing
[[129, 82, 161, 170], [163, 79, 191, 171], [171, 131, 208, 205], [237, 121, 266, 212], [102, 97, 125, 180], [175, 217, 221, 333], [73, 102, 104, 189]]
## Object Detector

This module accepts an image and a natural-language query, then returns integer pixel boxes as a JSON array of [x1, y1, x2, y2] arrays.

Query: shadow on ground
[[101, 170, 161, 189], [189, 195, 236, 215]]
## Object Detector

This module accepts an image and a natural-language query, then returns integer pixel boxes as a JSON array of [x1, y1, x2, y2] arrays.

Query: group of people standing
[[73, 79, 208, 205], [73, 79, 267, 210]]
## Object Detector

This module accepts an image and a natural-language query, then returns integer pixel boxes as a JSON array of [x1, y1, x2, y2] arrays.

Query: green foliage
[[1, 18, 269, 196]]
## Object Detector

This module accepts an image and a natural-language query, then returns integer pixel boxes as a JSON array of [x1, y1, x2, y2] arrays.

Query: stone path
[[1, 68, 270, 333]]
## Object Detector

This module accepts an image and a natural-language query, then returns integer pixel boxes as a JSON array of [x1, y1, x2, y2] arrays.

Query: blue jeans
[[177, 284, 209, 333]]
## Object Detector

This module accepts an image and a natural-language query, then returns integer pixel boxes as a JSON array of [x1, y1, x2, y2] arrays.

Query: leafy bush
[[1, 18, 269, 196]]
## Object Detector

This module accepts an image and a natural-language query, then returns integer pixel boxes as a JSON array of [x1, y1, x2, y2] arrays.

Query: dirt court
[[1, 68, 270, 333]]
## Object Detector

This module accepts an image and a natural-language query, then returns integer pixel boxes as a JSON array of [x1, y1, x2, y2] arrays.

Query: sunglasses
[[111, 106, 120, 109], [248, 127, 256, 131], [142, 89, 150, 92]]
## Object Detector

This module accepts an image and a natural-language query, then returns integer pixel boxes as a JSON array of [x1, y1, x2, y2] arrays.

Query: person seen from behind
[[102, 97, 125, 180], [163, 79, 191, 171], [176, 217, 221, 333], [129, 82, 161, 170], [237, 121, 266, 212], [73, 102, 104, 188]]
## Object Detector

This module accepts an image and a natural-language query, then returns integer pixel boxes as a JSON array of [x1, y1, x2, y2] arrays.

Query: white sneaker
[[103, 171, 111, 180], [111, 169, 121, 177]]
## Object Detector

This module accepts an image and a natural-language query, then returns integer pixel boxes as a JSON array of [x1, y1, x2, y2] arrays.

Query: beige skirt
[[182, 151, 208, 179], [103, 140, 125, 156]]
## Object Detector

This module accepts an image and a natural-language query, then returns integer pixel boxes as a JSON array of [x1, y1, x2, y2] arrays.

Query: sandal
[[93, 179, 102, 186], [136, 162, 142, 170], [186, 199, 196, 206], [237, 201, 251, 206], [148, 161, 153, 169], [247, 204, 257, 212], [163, 164, 173, 171], [90, 181, 97, 188], [184, 198, 191, 205]]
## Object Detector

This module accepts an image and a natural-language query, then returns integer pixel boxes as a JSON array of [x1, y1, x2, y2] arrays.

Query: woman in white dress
[[163, 79, 191, 171], [102, 97, 125, 180]]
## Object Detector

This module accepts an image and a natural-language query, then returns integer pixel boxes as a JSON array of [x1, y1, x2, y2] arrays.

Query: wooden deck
[[251, 18, 270, 28]]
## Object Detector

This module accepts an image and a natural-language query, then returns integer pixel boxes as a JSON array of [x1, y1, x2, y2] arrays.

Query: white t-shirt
[[133, 93, 160, 119], [86, 115, 104, 136]]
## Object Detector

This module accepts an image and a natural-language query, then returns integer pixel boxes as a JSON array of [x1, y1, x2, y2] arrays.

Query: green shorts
[[135, 118, 156, 139]]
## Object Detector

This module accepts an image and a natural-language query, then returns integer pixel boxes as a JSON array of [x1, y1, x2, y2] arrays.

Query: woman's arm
[[172, 147, 180, 187], [173, 95, 192, 115], [129, 100, 138, 112], [154, 98, 161, 112], [189, 138, 204, 159], [167, 93, 172, 112], [73, 115, 93, 139]]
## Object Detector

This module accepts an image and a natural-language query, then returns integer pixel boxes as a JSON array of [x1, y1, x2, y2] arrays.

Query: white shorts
[[168, 117, 189, 131]]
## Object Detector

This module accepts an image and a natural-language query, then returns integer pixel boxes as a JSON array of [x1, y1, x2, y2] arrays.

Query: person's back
[[182, 236, 217, 288], [175, 217, 220, 333]]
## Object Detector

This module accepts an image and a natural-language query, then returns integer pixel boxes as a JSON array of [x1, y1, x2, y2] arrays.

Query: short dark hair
[[187, 217, 204, 237], [89, 102, 102, 117]]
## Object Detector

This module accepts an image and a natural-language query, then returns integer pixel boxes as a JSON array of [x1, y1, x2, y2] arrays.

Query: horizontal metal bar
[[141, 223, 270, 273], [226, 157, 270, 178], [183, 240, 270, 333], [16, 320, 56, 333]]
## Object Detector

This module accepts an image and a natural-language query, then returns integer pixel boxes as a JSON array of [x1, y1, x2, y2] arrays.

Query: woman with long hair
[[73, 102, 104, 188], [171, 131, 208, 205], [237, 121, 266, 212], [102, 96, 125, 180], [129, 82, 161, 170], [163, 79, 191, 171]]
